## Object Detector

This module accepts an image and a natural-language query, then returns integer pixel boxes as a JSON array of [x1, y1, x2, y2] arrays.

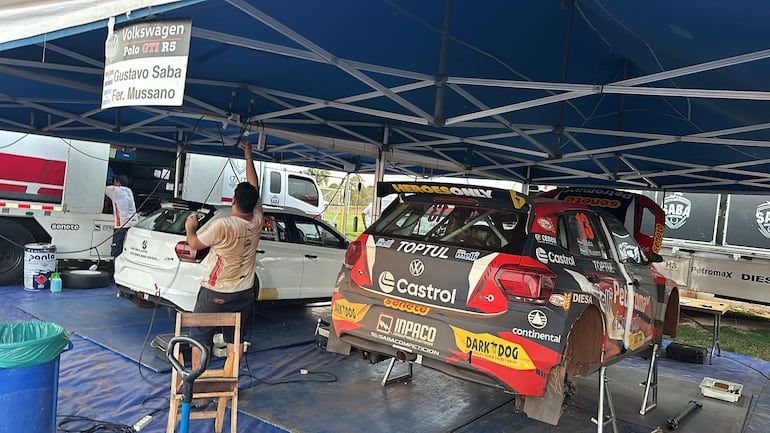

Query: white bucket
[[24, 243, 56, 291]]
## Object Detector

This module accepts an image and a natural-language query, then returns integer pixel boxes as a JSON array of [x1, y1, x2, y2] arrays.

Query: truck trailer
[[0, 130, 114, 285]]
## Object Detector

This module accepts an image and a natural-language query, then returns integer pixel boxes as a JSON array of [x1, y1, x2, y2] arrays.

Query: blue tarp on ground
[[2, 283, 769, 433], [15, 294, 325, 373]]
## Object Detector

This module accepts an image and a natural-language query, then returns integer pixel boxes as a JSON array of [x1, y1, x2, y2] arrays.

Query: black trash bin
[[0, 321, 70, 433]]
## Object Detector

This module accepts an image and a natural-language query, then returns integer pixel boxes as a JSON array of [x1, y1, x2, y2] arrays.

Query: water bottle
[[50, 272, 62, 293]]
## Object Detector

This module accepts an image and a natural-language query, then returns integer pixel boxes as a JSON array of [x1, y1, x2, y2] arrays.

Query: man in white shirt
[[361, 194, 396, 228], [184, 140, 263, 397], [104, 175, 139, 257]]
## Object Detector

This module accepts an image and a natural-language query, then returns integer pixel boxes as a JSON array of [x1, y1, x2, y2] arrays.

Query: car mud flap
[[522, 364, 567, 425], [324, 318, 352, 355]]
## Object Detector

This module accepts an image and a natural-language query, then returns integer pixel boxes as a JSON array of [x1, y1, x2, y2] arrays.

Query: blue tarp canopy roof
[[2, 1, 770, 192]]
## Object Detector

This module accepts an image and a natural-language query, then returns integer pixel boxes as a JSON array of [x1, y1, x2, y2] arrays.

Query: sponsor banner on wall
[[724, 194, 770, 250], [102, 18, 191, 109], [685, 255, 770, 304], [661, 192, 719, 244]]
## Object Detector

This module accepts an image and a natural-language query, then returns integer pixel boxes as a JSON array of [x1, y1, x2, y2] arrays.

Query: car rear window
[[135, 208, 216, 235], [370, 197, 527, 254]]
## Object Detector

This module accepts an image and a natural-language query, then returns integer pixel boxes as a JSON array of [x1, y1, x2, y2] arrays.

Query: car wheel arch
[[661, 286, 680, 339], [564, 305, 604, 377]]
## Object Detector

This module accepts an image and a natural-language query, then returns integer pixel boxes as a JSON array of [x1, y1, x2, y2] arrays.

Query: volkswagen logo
[[409, 259, 425, 277], [141, 240, 148, 250]]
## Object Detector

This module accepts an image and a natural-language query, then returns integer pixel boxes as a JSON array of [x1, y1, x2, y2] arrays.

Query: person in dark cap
[[105, 174, 138, 257], [184, 140, 263, 406]]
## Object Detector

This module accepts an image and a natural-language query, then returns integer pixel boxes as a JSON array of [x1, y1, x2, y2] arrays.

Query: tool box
[[699, 377, 743, 402], [665, 342, 707, 364]]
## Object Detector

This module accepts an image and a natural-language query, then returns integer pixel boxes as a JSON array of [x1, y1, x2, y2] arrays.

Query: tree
[[308, 168, 331, 187], [348, 174, 371, 208]]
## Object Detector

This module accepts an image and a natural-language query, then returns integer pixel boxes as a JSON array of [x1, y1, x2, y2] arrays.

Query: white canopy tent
[[0, 0, 193, 49]]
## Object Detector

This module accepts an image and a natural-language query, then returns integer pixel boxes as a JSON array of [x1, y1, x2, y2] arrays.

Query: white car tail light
[[174, 241, 209, 263]]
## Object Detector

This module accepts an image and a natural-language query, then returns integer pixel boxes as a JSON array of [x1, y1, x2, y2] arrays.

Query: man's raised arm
[[243, 139, 259, 189]]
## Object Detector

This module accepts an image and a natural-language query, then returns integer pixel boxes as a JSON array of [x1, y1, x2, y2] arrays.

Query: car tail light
[[344, 239, 363, 269], [175, 241, 209, 263], [346, 236, 374, 288], [495, 265, 556, 304]]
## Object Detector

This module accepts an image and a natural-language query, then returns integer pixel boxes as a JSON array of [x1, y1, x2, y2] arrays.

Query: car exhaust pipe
[[396, 351, 417, 362], [360, 351, 388, 364]]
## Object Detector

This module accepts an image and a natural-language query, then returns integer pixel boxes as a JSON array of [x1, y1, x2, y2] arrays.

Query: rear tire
[[0, 220, 35, 286], [61, 269, 112, 289]]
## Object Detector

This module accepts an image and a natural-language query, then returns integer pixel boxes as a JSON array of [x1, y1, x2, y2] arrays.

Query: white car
[[115, 200, 348, 311]]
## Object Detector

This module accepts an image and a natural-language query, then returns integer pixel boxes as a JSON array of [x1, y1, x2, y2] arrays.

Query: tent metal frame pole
[[372, 126, 388, 222], [225, 0, 433, 122]]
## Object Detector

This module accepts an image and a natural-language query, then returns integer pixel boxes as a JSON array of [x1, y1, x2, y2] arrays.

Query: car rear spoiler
[[376, 181, 530, 211]]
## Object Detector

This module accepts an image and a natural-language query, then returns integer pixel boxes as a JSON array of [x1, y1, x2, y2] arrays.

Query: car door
[[558, 210, 630, 358], [291, 214, 348, 298], [599, 213, 658, 353], [257, 212, 303, 299]]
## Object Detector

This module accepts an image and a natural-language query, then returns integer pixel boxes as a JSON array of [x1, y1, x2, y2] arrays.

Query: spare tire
[[0, 220, 35, 286], [61, 269, 112, 289]]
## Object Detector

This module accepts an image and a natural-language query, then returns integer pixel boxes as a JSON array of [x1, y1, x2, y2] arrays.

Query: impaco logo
[[663, 193, 691, 229]]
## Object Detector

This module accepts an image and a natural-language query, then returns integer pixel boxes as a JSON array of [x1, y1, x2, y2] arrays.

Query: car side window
[[261, 213, 289, 242], [288, 175, 320, 207], [603, 214, 644, 264], [561, 212, 609, 259], [294, 216, 344, 247]]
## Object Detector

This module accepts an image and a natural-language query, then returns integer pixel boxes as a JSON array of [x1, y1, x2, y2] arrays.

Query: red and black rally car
[[325, 182, 680, 424]]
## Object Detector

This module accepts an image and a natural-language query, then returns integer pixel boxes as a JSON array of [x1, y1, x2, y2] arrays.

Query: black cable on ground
[[56, 414, 136, 433], [240, 369, 338, 387], [57, 394, 169, 433]]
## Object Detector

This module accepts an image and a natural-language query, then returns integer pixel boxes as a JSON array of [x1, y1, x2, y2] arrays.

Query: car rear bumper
[[328, 291, 565, 396], [113, 260, 201, 311]]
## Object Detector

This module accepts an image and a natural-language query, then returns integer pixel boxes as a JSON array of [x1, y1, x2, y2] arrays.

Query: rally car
[[325, 182, 680, 424]]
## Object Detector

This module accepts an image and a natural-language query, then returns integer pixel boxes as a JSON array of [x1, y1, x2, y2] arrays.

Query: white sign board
[[101, 18, 191, 108]]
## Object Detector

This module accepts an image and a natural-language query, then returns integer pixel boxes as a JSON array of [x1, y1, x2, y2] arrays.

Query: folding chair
[[166, 312, 241, 433]]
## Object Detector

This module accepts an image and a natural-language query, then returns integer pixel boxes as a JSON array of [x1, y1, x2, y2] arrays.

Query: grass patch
[[669, 320, 770, 361]]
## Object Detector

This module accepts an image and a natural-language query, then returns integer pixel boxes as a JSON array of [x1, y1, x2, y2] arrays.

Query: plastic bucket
[[0, 322, 70, 433], [24, 243, 56, 291], [0, 356, 62, 433]]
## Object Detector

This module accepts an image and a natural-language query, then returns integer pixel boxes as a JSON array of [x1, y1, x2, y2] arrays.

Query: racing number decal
[[575, 212, 594, 240], [426, 204, 446, 222]]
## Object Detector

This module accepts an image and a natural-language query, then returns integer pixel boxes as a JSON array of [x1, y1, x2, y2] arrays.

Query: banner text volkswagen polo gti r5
[[325, 182, 680, 425]]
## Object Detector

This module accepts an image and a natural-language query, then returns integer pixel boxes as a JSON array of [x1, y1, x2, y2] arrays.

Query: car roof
[[159, 199, 312, 216], [159, 199, 344, 236]]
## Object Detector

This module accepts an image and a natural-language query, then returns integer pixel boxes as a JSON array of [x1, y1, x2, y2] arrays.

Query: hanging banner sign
[[101, 18, 192, 109]]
